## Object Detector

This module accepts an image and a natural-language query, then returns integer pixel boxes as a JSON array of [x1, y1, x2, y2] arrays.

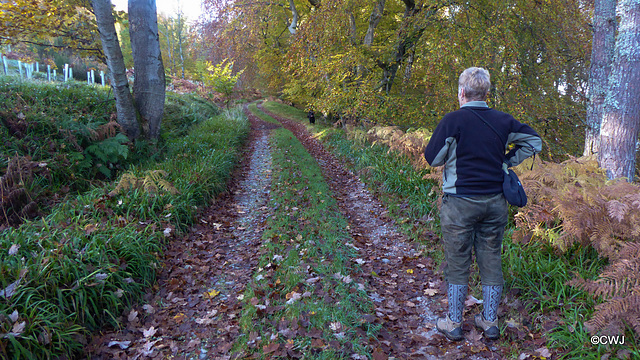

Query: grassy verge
[[237, 106, 375, 358], [0, 107, 248, 359], [260, 101, 639, 359], [0, 77, 220, 227], [503, 237, 639, 359]]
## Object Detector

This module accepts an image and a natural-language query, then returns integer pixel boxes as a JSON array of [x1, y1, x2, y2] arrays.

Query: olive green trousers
[[439, 193, 508, 286]]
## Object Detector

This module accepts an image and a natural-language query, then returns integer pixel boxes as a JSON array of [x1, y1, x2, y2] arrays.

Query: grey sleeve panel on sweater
[[505, 132, 543, 167], [441, 138, 459, 195], [430, 136, 457, 167]]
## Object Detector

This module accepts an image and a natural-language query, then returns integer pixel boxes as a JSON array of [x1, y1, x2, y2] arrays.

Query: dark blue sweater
[[424, 105, 542, 196]]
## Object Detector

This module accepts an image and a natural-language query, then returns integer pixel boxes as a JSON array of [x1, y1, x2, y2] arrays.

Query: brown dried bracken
[[0, 156, 40, 227], [512, 155, 640, 337]]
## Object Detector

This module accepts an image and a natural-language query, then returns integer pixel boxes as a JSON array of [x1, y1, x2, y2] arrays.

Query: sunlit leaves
[[0, 0, 104, 58], [203, 0, 592, 137], [202, 59, 244, 106]]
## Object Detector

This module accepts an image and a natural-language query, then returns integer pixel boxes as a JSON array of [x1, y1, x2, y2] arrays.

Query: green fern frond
[[110, 170, 179, 196]]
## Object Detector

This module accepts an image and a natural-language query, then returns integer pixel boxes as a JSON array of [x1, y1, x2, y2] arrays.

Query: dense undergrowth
[[0, 78, 248, 359], [261, 101, 640, 359], [0, 77, 219, 227]]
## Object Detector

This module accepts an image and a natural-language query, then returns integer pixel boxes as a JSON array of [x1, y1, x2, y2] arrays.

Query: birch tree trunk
[[598, 0, 640, 181], [585, 0, 617, 156], [129, 0, 166, 141], [178, 12, 185, 79], [91, 0, 139, 140], [403, 49, 415, 88], [158, 25, 174, 75]]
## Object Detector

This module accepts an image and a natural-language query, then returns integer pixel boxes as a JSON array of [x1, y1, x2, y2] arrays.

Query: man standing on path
[[424, 67, 542, 341]]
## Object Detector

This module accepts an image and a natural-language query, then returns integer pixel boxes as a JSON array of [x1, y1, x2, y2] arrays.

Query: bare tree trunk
[[158, 25, 175, 76], [178, 12, 185, 79], [91, 0, 139, 140], [348, 11, 357, 45], [129, 0, 166, 141], [585, 0, 617, 156], [288, 0, 299, 34], [598, 0, 640, 181], [364, 0, 385, 46]]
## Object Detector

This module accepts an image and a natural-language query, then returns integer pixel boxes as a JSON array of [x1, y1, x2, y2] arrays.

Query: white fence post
[[47, 65, 51, 81], [53, 69, 57, 81], [35, 62, 39, 73], [2, 56, 7, 75], [18, 60, 23, 78], [64, 63, 68, 82], [91, 69, 95, 84], [69, 67, 73, 80], [101, 71, 105, 86]]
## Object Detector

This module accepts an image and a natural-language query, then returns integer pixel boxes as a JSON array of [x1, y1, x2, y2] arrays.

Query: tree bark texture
[[403, 49, 415, 84], [288, 0, 299, 34], [129, 0, 166, 140], [348, 11, 358, 45], [91, 0, 140, 140], [364, 0, 385, 46], [598, 0, 640, 181], [585, 0, 617, 156]]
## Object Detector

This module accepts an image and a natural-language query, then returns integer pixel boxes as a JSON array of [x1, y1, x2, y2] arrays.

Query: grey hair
[[458, 67, 490, 101]]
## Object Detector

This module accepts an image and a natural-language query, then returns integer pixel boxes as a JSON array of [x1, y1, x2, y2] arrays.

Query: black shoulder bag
[[463, 108, 529, 207]]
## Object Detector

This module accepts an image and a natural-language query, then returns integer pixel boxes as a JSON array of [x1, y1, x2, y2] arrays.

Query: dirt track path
[[86, 103, 507, 359], [257, 104, 507, 360], [85, 107, 277, 359]]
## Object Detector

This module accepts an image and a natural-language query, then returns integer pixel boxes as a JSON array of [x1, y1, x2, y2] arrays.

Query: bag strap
[[463, 107, 507, 146], [463, 107, 536, 170]]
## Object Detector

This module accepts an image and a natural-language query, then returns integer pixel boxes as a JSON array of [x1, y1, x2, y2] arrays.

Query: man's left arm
[[505, 124, 542, 167]]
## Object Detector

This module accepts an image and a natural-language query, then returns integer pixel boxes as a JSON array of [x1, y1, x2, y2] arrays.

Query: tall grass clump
[[161, 92, 220, 138], [0, 78, 119, 186], [0, 105, 248, 359]]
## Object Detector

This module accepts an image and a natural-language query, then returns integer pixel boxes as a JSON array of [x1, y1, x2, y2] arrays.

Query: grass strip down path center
[[237, 104, 376, 359]]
